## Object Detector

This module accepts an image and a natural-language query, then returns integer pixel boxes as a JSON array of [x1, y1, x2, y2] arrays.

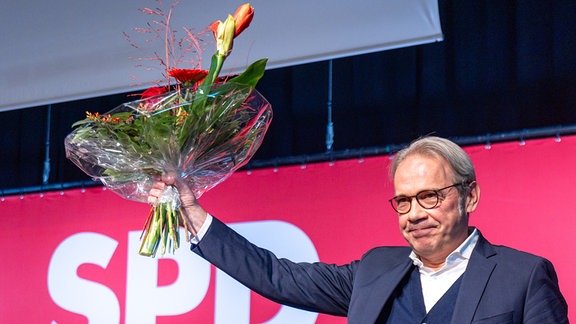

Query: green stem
[[139, 206, 162, 256], [204, 54, 226, 86], [138, 202, 181, 257], [191, 54, 226, 115]]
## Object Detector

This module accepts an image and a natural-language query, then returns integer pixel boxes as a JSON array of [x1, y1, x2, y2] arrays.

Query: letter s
[[47, 232, 119, 324]]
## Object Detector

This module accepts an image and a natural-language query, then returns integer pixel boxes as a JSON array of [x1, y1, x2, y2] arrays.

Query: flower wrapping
[[65, 83, 272, 256], [65, 84, 271, 200], [64, 3, 272, 257]]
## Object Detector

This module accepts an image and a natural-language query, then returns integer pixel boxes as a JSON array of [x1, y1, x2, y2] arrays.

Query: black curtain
[[2, 0, 576, 192]]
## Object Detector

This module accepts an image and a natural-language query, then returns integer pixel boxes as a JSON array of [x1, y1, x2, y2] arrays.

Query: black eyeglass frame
[[388, 182, 469, 214]]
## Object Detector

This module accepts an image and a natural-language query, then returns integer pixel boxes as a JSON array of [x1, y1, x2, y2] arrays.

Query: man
[[149, 136, 568, 323]]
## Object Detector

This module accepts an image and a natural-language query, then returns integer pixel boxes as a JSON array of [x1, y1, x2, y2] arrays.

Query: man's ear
[[466, 181, 480, 213]]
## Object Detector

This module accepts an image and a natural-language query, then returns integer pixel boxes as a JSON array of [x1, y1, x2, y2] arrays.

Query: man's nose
[[406, 198, 427, 221]]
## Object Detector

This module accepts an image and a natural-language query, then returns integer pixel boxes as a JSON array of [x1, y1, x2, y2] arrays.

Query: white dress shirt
[[189, 213, 213, 244], [409, 228, 479, 312]]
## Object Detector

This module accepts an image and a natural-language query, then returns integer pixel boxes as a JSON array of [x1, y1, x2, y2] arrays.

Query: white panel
[[0, 0, 442, 111]]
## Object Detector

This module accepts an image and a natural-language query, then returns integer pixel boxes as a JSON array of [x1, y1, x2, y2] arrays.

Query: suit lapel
[[358, 260, 413, 323], [451, 234, 497, 323]]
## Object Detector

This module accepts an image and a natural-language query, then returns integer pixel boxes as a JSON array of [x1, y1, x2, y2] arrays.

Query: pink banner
[[1, 136, 574, 323]]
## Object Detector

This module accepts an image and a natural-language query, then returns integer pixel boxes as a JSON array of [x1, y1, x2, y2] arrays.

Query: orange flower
[[176, 110, 189, 125], [232, 4, 254, 37], [101, 114, 112, 123], [168, 68, 208, 85], [85, 111, 101, 120], [209, 3, 254, 57]]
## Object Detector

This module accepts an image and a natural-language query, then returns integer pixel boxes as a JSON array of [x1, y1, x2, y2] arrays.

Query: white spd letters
[[48, 232, 120, 324], [47, 221, 319, 323]]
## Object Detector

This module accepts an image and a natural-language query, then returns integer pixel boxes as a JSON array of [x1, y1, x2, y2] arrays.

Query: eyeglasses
[[389, 182, 468, 214]]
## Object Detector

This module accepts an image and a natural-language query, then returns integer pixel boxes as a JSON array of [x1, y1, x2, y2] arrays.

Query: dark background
[[2, 0, 576, 194]]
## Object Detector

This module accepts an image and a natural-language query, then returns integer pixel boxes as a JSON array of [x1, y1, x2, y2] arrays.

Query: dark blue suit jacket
[[192, 217, 568, 323]]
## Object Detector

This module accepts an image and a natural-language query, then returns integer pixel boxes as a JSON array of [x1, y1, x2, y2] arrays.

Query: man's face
[[393, 154, 478, 267]]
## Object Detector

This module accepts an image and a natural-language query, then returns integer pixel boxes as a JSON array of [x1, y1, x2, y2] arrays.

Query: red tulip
[[232, 4, 254, 37]]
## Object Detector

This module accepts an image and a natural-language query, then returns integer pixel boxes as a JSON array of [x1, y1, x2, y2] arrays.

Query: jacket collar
[[352, 229, 498, 324], [450, 230, 497, 323]]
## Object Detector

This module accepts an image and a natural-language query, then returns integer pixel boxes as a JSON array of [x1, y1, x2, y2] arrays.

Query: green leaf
[[110, 111, 134, 119], [71, 119, 92, 128], [229, 58, 268, 87]]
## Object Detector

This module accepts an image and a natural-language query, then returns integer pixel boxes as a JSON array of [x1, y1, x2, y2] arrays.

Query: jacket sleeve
[[523, 257, 569, 323], [190, 216, 356, 316]]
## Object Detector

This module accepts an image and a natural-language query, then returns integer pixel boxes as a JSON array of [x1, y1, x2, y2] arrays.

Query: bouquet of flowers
[[65, 3, 272, 257]]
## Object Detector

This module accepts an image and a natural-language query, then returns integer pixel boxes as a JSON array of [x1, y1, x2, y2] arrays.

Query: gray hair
[[390, 136, 476, 213], [390, 136, 476, 182]]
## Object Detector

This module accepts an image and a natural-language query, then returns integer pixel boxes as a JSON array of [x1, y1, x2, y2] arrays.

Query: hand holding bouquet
[[65, 3, 272, 257]]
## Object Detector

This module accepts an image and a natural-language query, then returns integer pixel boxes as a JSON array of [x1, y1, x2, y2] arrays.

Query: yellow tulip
[[210, 15, 235, 57], [209, 4, 254, 57]]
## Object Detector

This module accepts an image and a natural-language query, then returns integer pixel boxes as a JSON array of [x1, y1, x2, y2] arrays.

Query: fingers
[[161, 173, 176, 185], [147, 181, 166, 205], [173, 177, 198, 207], [147, 173, 197, 207]]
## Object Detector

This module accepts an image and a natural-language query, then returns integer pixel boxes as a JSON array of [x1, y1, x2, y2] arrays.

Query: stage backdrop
[[0, 0, 442, 111], [1, 136, 574, 323]]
